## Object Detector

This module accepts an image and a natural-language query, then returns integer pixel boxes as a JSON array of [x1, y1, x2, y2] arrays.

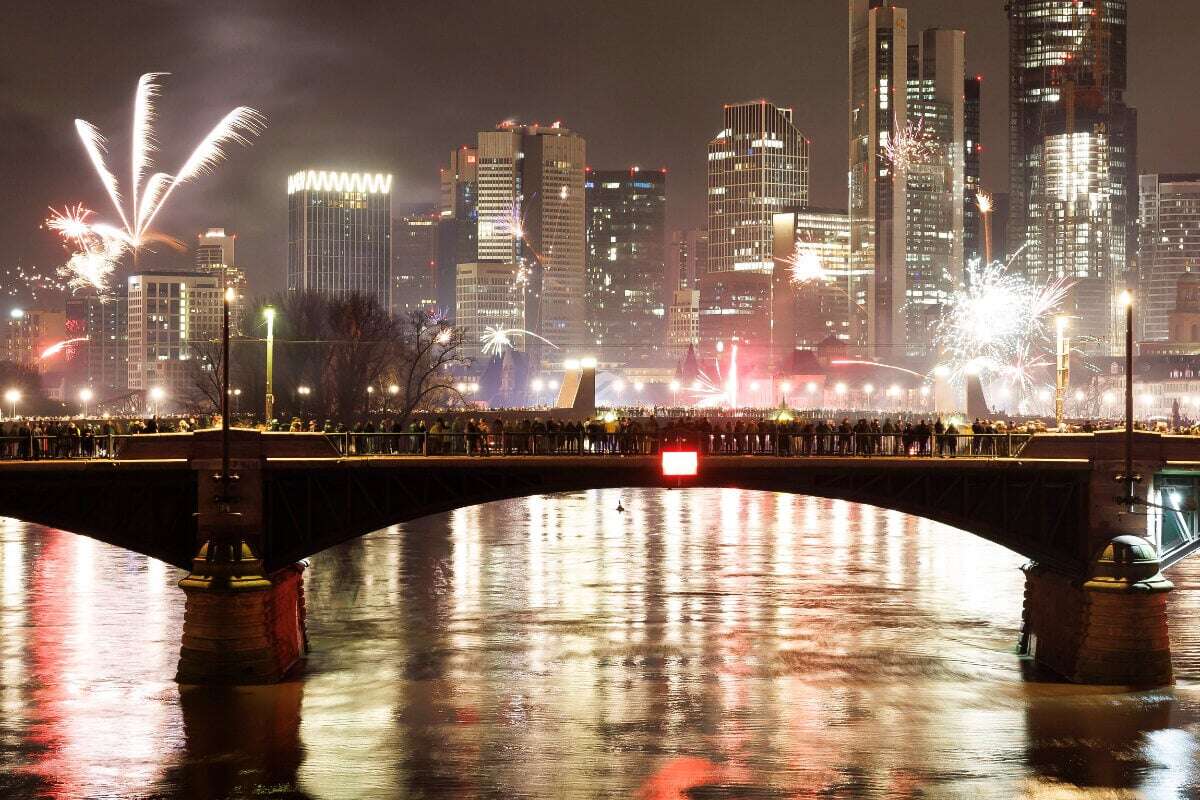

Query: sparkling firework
[[73, 72, 265, 251], [935, 250, 1072, 400], [881, 117, 939, 173], [45, 205, 126, 292], [783, 242, 826, 285], [480, 327, 558, 357]]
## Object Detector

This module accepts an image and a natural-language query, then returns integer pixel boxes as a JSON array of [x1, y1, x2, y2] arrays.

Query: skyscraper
[[669, 229, 707, 291], [904, 27, 965, 357], [585, 167, 667, 364], [287, 170, 393, 310], [66, 287, 127, 398], [702, 99, 808, 363], [391, 209, 439, 316], [1007, 0, 1135, 354], [964, 75, 984, 266], [194, 228, 246, 333], [475, 123, 586, 359], [849, 0, 907, 355], [436, 147, 478, 320], [1138, 174, 1200, 342]]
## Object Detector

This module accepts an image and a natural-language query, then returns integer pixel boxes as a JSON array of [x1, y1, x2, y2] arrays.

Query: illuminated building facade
[[585, 168, 667, 364], [772, 208, 852, 351], [2, 307, 65, 370], [65, 288, 128, 397], [903, 27, 965, 358], [287, 170, 393, 310], [669, 229, 707, 291], [1139, 175, 1200, 342], [964, 75, 983, 265], [437, 147, 477, 319], [1007, 0, 1136, 354], [476, 123, 587, 359], [667, 289, 700, 357], [194, 228, 246, 333], [703, 99, 808, 362], [455, 262, 525, 361], [391, 209, 439, 316], [125, 271, 224, 406], [849, 0, 907, 356]]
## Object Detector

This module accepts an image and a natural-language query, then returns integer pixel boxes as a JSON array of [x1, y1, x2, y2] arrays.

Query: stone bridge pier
[[1017, 430, 1179, 686]]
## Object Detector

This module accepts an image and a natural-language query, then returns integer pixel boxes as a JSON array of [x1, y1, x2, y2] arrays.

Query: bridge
[[0, 428, 1196, 688]]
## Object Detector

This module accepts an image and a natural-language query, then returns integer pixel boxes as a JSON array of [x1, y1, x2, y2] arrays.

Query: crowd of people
[[2, 409, 1196, 461]]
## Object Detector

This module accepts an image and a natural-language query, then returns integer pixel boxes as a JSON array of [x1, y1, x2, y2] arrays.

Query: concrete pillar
[[1021, 536, 1173, 686]]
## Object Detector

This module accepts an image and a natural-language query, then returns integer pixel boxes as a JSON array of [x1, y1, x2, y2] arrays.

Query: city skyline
[[6, 0, 1200, 294]]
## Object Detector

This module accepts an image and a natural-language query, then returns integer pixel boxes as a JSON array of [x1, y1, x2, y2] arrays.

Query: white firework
[[881, 117, 939, 173], [480, 327, 558, 357]]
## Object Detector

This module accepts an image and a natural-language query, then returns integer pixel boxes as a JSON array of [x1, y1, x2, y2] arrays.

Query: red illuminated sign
[[661, 451, 698, 477]]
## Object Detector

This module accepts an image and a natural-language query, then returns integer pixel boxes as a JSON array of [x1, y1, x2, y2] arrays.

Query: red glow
[[661, 451, 698, 477]]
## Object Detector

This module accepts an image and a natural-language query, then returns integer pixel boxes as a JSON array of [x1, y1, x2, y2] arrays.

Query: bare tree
[[322, 294, 401, 420], [386, 309, 468, 425]]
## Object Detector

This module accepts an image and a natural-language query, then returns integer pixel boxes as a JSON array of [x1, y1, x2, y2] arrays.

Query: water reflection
[[2, 488, 1200, 797]]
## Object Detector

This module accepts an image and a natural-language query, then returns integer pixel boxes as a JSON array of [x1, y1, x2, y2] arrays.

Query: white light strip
[[287, 170, 393, 195]]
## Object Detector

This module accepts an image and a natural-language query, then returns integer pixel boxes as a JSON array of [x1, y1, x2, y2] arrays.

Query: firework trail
[[480, 327, 558, 356], [45, 205, 126, 292], [881, 117, 939, 173]]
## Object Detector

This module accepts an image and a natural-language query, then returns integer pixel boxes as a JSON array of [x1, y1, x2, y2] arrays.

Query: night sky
[[4, 0, 1199, 295]]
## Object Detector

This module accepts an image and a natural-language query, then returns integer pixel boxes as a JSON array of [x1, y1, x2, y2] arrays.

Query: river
[[2, 488, 1200, 798]]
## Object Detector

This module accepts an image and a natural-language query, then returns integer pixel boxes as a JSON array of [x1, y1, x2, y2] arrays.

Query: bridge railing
[[322, 431, 1035, 459], [0, 434, 140, 461], [0, 431, 1034, 461]]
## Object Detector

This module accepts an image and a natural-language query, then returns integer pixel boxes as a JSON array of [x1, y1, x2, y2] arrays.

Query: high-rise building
[[455, 262, 525, 361], [125, 271, 224, 409], [1139, 175, 1200, 342], [194, 228, 246, 333], [849, 0, 907, 355], [585, 167, 667, 364], [437, 147, 478, 320], [964, 75, 984, 265], [476, 123, 586, 358], [669, 229, 707, 291], [904, 27, 965, 357], [391, 209, 439, 316], [667, 289, 700, 357], [1007, 0, 1135, 354], [66, 288, 128, 398], [772, 208, 853, 351], [2, 307, 65, 370], [703, 100, 809, 362], [287, 170, 393, 310]]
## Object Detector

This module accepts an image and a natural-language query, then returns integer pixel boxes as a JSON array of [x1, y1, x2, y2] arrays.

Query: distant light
[[835, 382, 847, 395], [263, 306, 276, 322], [612, 379, 625, 391], [298, 385, 311, 396], [468, 382, 479, 392], [388, 384, 399, 395], [920, 386, 931, 397], [1074, 390, 1085, 402], [531, 379, 544, 391], [691, 380, 702, 391], [1120, 290, 1133, 308], [933, 365, 950, 378], [580, 357, 597, 369], [750, 381, 760, 391], [1038, 389, 1052, 402], [634, 381, 644, 392], [564, 359, 580, 370], [1102, 391, 1114, 404], [9, 308, 23, 319], [149, 386, 165, 401], [224, 287, 236, 303], [661, 450, 698, 477], [716, 340, 724, 353], [79, 387, 93, 402], [863, 383, 874, 393], [805, 381, 816, 393], [669, 380, 681, 392], [4, 389, 21, 404], [781, 381, 792, 393], [548, 380, 559, 390]]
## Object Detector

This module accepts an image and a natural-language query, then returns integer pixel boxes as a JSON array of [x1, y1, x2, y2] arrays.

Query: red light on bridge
[[662, 451, 698, 477]]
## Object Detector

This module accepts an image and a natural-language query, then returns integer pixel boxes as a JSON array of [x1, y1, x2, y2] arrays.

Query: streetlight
[[531, 378, 544, 406], [1055, 316, 1070, 428], [863, 383, 874, 409], [366, 385, 375, 413], [612, 378, 625, 405], [232, 387, 242, 414], [780, 381, 792, 406], [1119, 290, 1135, 508], [79, 387, 94, 418], [263, 306, 276, 423], [4, 388, 20, 420], [669, 379, 680, 406], [149, 386, 165, 417]]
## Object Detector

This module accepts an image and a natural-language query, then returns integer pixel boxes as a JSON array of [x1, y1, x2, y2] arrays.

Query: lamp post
[[263, 306, 275, 424], [149, 386, 165, 417], [531, 378, 544, 406], [388, 384, 399, 414], [4, 388, 20, 420], [1055, 316, 1069, 428], [1120, 290, 1135, 509], [863, 383, 874, 410], [297, 385, 311, 419], [221, 286, 234, 502], [669, 379, 680, 407], [79, 387, 93, 418]]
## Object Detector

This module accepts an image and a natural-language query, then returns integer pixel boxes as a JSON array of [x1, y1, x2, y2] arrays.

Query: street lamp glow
[[634, 381, 644, 392], [1056, 315, 1069, 333], [1038, 389, 1052, 402], [531, 379, 544, 391], [9, 308, 24, 319], [548, 380, 559, 390], [149, 386, 165, 401], [564, 358, 580, 371], [750, 381, 760, 392], [888, 384, 900, 397], [1074, 390, 1085, 402], [920, 386, 931, 398], [1102, 391, 1114, 404], [468, 382, 479, 393], [388, 384, 399, 395], [1120, 290, 1134, 308], [780, 381, 792, 393], [297, 385, 311, 396], [263, 306, 275, 322], [835, 382, 847, 395], [580, 357, 597, 369], [690, 380, 702, 391], [612, 379, 625, 392], [669, 380, 680, 392], [224, 287, 236, 303], [806, 381, 816, 394], [79, 387, 94, 403]]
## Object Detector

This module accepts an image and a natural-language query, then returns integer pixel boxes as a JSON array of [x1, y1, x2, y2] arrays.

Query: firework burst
[[935, 249, 1072, 405], [881, 117, 939, 173], [73, 73, 265, 251], [45, 205, 126, 292], [782, 241, 826, 285]]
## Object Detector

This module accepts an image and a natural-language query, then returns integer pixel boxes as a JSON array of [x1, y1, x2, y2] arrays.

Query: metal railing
[[0, 431, 1033, 461], [322, 431, 1034, 459]]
